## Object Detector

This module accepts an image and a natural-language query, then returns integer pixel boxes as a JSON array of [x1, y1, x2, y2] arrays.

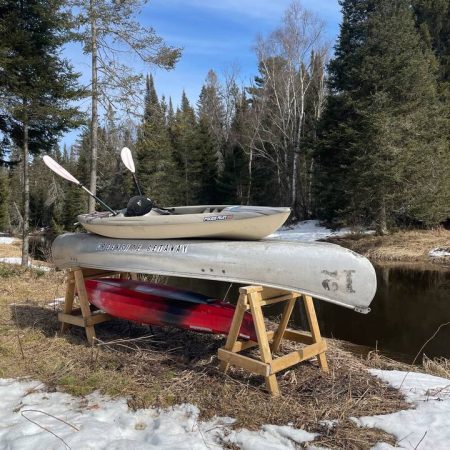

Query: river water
[[160, 263, 450, 360]]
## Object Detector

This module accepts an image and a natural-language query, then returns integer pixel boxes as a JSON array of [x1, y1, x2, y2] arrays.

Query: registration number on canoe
[[203, 214, 233, 222]]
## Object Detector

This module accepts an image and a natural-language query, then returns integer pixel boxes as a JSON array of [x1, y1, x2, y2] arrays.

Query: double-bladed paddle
[[43, 155, 117, 215]]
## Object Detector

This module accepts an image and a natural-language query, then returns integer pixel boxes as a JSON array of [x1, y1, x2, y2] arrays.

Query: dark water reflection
[[317, 264, 450, 360], [161, 263, 450, 360]]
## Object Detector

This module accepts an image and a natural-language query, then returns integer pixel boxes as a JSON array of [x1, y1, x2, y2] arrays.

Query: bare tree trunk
[[377, 198, 388, 235], [89, 3, 98, 213], [246, 148, 253, 205], [21, 119, 29, 267]]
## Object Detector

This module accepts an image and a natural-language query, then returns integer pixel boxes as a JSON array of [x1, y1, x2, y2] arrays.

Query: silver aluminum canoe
[[52, 233, 377, 313], [77, 205, 291, 240]]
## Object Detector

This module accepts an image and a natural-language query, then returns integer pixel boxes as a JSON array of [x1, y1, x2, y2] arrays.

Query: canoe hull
[[78, 205, 291, 240], [85, 278, 257, 340], [52, 233, 377, 313]]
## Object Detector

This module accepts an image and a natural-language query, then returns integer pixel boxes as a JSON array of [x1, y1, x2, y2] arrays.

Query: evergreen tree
[[194, 117, 218, 204], [217, 93, 249, 204], [197, 70, 226, 172], [316, 0, 449, 231], [172, 91, 200, 204], [136, 75, 178, 206], [413, 0, 450, 83], [0, 0, 84, 264], [0, 168, 10, 231]]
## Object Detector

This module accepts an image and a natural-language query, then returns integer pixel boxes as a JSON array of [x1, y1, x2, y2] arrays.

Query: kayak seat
[[144, 207, 173, 216]]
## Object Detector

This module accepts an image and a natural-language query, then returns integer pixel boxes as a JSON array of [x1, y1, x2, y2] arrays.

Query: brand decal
[[96, 242, 189, 254], [203, 214, 233, 222], [321, 269, 356, 293]]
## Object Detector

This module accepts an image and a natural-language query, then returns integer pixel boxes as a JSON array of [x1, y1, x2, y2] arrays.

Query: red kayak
[[85, 278, 257, 341]]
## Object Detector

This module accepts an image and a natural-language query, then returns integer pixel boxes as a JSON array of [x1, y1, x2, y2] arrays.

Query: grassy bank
[[326, 228, 450, 266]]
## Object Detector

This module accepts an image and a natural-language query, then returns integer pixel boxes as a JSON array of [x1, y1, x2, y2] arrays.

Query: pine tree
[[316, 0, 449, 231], [217, 93, 249, 204], [194, 117, 218, 204], [172, 91, 200, 204], [136, 75, 178, 206], [0, 168, 10, 231], [0, 0, 84, 264]]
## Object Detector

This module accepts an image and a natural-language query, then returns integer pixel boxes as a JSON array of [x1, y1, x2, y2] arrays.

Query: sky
[[61, 0, 342, 148]]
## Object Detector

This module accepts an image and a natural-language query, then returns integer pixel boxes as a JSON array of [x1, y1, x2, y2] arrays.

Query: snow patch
[[429, 247, 450, 258], [0, 379, 316, 450], [47, 297, 65, 307], [269, 219, 363, 242], [0, 236, 16, 244], [354, 370, 450, 450], [0, 257, 52, 272]]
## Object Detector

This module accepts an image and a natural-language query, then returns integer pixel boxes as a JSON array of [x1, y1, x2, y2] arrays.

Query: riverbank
[[325, 228, 450, 267]]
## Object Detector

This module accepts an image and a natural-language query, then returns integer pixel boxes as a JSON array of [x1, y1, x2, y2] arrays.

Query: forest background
[[0, 0, 449, 263]]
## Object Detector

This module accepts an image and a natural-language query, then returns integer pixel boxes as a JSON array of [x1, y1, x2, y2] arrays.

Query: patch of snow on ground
[[269, 220, 354, 242], [354, 370, 450, 450], [0, 379, 316, 450], [0, 236, 15, 244], [0, 257, 52, 271], [429, 247, 450, 258], [47, 297, 65, 307]]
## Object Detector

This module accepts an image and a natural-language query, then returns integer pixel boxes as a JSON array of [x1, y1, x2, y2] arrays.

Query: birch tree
[[247, 1, 327, 217], [71, 0, 181, 212]]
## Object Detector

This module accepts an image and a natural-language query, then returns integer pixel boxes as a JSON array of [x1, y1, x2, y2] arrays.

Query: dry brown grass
[[326, 228, 450, 265], [0, 240, 22, 258]]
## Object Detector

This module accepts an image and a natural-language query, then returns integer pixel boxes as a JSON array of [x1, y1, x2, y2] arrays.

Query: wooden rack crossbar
[[59, 268, 137, 345], [218, 285, 328, 396]]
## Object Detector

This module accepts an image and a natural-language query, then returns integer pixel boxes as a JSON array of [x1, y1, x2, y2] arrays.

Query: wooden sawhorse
[[59, 268, 137, 345], [218, 286, 328, 396]]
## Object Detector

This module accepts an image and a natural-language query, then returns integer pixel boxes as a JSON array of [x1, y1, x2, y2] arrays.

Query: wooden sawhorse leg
[[58, 268, 135, 345], [218, 286, 328, 396]]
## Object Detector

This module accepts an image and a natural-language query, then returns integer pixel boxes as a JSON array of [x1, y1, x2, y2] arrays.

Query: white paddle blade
[[120, 147, 135, 173], [43, 155, 80, 185]]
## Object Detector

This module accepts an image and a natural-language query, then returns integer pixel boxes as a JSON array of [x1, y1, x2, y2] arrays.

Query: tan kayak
[[78, 205, 291, 240]]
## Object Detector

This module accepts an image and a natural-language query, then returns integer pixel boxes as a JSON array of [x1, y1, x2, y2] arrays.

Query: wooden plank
[[248, 292, 273, 364], [85, 312, 113, 326], [83, 271, 119, 280], [58, 312, 84, 327], [60, 272, 75, 333], [283, 329, 314, 345], [271, 297, 296, 353], [239, 285, 264, 295], [270, 341, 327, 374], [74, 269, 96, 345], [230, 339, 259, 352], [259, 287, 299, 301], [259, 294, 297, 306], [248, 291, 280, 395], [230, 330, 276, 352], [303, 295, 329, 372], [218, 349, 270, 377], [266, 374, 280, 396], [218, 293, 248, 373]]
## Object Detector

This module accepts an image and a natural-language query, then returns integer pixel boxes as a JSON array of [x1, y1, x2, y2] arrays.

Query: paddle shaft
[[132, 173, 142, 196], [80, 185, 117, 216]]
